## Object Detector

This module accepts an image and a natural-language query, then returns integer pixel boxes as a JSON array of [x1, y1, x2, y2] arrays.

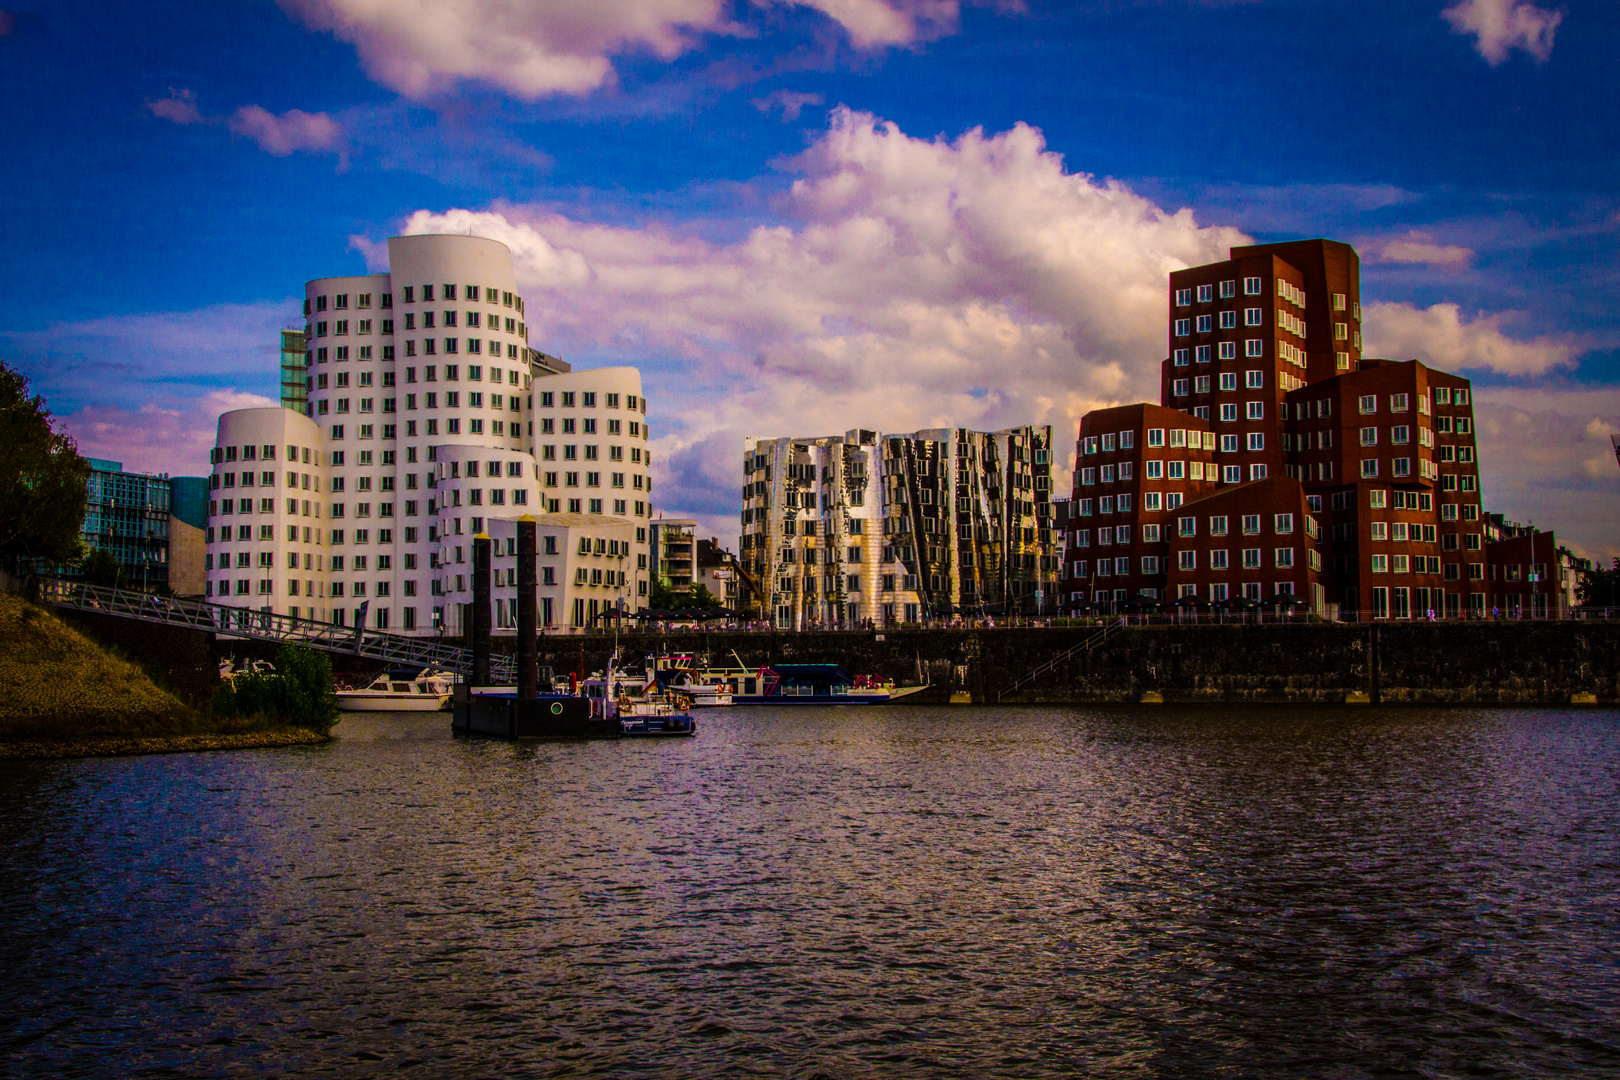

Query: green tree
[[0, 361, 89, 567], [212, 645, 340, 735], [1577, 565, 1620, 608], [686, 583, 720, 609], [648, 578, 678, 609], [80, 548, 126, 588]]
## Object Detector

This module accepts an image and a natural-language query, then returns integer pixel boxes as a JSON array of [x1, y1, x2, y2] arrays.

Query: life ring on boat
[[550, 702, 564, 715], [618, 695, 633, 712], [676, 694, 692, 710]]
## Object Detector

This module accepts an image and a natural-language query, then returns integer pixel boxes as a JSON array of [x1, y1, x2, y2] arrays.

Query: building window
[[1243, 548, 1262, 568], [1245, 339, 1263, 357], [1175, 288, 1192, 307], [1244, 307, 1262, 326], [1243, 277, 1261, 295], [1174, 349, 1190, 366], [1246, 402, 1263, 420], [1246, 433, 1264, 451], [1174, 319, 1191, 337], [1178, 550, 1196, 570], [1361, 459, 1379, 478]]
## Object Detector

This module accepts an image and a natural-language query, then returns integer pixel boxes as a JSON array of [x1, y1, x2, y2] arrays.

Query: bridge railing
[[34, 577, 512, 682]]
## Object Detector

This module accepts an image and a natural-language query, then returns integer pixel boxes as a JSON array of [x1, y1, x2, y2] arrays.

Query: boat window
[[391, 682, 410, 693]]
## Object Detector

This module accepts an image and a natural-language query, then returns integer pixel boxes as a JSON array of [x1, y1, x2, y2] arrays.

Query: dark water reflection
[[1, 706, 1617, 1077]]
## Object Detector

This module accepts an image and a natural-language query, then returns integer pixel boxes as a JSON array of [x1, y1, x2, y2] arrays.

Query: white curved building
[[204, 233, 653, 634]]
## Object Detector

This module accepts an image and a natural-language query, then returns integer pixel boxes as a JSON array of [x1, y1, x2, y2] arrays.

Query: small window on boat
[[391, 683, 411, 693]]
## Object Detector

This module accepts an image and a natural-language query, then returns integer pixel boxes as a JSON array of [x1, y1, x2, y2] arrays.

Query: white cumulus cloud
[[57, 392, 279, 479], [385, 108, 1248, 537], [278, 0, 968, 100], [1363, 300, 1574, 376], [1368, 230, 1474, 269], [146, 87, 204, 125], [1443, 0, 1563, 64], [227, 105, 347, 158], [1473, 386, 1620, 564]]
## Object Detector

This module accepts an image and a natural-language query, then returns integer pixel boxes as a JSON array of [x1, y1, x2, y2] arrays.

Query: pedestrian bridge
[[36, 577, 510, 681]]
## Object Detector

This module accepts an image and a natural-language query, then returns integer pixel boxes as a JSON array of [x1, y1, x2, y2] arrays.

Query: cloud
[[146, 88, 204, 125], [0, 300, 294, 417], [792, 0, 960, 48], [56, 391, 279, 480], [1473, 386, 1620, 564], [1363, 301, 1574, 376], [754, 89, 825, 121], [145, 89, 347, 161], [381, 107, 1248, 538], [1368, 230, 1473, 270], [1442, 0, 1563, 64], [226, 105, 346, 158], [277, 0, 967, 100]]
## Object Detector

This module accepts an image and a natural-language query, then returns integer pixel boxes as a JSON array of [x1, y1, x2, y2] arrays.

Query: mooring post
[[1369, 623, 1381, 705], [472, 533, 492, 688], [516, 517, 538, 699]]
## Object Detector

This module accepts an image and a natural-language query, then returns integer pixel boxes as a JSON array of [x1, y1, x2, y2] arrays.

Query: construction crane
[[1612, 434, 1619, 470], [715, 551, 767, 619]]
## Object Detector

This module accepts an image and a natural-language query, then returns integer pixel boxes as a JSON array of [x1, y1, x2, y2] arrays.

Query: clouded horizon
[[2, 0, 1617, 560]]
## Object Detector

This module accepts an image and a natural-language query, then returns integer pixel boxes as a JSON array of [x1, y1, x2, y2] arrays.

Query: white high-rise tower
[[204, 233, 653, 634]]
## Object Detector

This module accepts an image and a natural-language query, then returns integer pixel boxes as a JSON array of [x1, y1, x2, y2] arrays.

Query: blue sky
[[2, 0, 1617, 556]]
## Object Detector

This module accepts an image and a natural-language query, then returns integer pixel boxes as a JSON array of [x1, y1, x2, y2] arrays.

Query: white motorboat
[[650, 653, 735, 706], [336, 669, 456, 712]]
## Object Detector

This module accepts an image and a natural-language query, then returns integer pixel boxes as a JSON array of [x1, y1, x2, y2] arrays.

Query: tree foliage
[[647, 579, 723, 610], [80, 548, 126, 588], [1577, 565, 1620, 608], [0, 361, 89, 566], [212, 645, 340, 735]]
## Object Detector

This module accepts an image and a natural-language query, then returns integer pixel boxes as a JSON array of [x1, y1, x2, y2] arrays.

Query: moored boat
[[337, 669, 456, 712], [581, 653, 698, 737], [728, 663, 928, 705]]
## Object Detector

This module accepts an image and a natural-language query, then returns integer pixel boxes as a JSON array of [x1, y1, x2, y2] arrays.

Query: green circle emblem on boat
[[550, 702, 564, 715]]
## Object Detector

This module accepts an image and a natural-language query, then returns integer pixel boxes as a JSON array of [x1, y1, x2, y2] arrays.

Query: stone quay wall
[[63, 614, 1620, 706]]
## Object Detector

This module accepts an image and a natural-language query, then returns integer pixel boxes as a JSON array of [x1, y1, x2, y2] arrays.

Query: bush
[[211, 645, 339, 735]]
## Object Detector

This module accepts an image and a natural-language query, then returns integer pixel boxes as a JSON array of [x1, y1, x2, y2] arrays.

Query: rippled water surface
[[2, 705, 1618, 1077]]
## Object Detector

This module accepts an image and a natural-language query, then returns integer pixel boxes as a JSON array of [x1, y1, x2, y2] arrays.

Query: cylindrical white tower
[[207, 231, 653, 635], [205, 407, 328, 620]]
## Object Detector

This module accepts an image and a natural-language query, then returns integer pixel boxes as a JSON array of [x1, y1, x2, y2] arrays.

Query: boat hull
[[731, 685, 927, 706], [336, 693, 450, 712]]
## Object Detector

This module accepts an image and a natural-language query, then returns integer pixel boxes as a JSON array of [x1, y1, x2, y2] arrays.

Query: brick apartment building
[[1063, 238, 1561, 620]]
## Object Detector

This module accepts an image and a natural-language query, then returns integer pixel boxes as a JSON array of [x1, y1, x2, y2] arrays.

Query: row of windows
[[1177, 513, 1297, 538], [398, 338, 520, 357], [538, 416, 641, 436], [1369, 522, 1439, 543], [536, 390, 642, 411], [307, 292, 387, 313], [1177, 548, 1299, 570], [327, 418, 527, 440], [1176, 317, 1271, 337], [1174, 279, 1260, 306], [305, 286, 523, 314], [538, 444, 642, 463], [399, 284, 523, 311], [308, 318, 393, 337], [211, 444, 317, 465], [1082, 428, 1207, 454], [539, 471, 642, 490]]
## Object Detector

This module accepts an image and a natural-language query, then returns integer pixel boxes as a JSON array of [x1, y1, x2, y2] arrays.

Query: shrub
[[211, 645, 339, 735]]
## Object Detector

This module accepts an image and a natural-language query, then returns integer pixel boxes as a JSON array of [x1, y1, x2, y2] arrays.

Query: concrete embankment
[[61, 610, 1620, 706], [522, 622, 1620, 704], [0, 593, 327, 758]]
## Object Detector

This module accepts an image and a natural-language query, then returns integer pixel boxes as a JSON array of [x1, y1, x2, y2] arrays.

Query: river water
[[1, 705, 1617, 1078]]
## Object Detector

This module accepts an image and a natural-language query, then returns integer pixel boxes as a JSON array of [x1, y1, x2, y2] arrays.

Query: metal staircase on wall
[[35, 578, 512, 681], [996, 623, 1119, 702]]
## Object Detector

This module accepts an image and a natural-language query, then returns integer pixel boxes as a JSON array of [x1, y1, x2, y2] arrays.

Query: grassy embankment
[[0, 593, 329, 758]]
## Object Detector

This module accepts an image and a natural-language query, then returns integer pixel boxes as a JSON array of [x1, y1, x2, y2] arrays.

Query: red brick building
[[1064, 404, 1214, 608], [1063, 237, 1562, 620], [1163, 476, 1324, 607]]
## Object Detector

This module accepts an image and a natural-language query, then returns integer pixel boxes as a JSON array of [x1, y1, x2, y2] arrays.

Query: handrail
[[997, 623, 1119, 702], [33, 577, 512, 681]]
